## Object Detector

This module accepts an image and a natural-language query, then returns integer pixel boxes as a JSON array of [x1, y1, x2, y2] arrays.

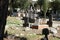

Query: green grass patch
[[6, 16, 23, 27]]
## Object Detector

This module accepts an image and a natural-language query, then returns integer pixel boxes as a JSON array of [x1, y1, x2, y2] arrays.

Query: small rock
[[50, 27, 58, 36], [25, 27, 32, 31], [5, 25, 9, 29], [16, 27, 19, 30], [20, 33, 24, 36], [15, 34, 19, 36]]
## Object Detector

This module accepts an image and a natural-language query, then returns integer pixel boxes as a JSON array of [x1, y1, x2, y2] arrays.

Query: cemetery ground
[[4, 16, 60, 40]]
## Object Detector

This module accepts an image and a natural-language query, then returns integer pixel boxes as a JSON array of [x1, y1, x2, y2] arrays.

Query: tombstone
[[22, 17, 29, 27], [42, 28, 49, 40], [47, 14, 52, 27], [29, 18, 35, 23], [41, 38, 48, 40], [23, 23, 29, 27]]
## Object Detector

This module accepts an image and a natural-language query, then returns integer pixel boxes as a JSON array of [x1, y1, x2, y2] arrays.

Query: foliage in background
[[19, 0, 30, 9], [50, 0, 60, 14], [37, 0, 49, 18], [37, 0, 44, 8], [43, 0, 49, 18], [51, 0, 60, 10], [9, 0, 30, 10]]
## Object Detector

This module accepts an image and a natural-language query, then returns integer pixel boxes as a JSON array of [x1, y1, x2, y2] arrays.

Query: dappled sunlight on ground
[[4, 16, 60, 40]]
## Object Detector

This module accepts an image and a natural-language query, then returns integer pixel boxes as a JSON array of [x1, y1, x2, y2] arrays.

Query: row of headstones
[[21, 14, 52, 27]]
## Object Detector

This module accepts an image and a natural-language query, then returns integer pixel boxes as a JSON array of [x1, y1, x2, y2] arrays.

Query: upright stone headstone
[[42, 28, 49, 40], [49, 14, 52, 27]]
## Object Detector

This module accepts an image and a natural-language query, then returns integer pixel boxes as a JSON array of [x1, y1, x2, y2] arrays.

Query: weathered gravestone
[[42, 28, 49, 40]]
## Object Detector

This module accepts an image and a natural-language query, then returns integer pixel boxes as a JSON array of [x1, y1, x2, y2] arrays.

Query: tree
[[51, 0, 60, 14], [19, 0, 30, 10], [9, 0, 20, 8], [9, 0, 30, 10], [37, 0, 49, 18], [0, 0, 9, 40], [43, 0, 49, 18], [37, 0, 44, 9]]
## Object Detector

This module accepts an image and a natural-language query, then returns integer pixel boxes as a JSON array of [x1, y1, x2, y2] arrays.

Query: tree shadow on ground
[[4, 35, 27, 40], [14, 36, 27, 40]]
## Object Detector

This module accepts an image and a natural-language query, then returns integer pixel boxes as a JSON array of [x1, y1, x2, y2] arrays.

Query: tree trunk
[[44, 12, 46, 19], [0, 0, 9, 40]]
